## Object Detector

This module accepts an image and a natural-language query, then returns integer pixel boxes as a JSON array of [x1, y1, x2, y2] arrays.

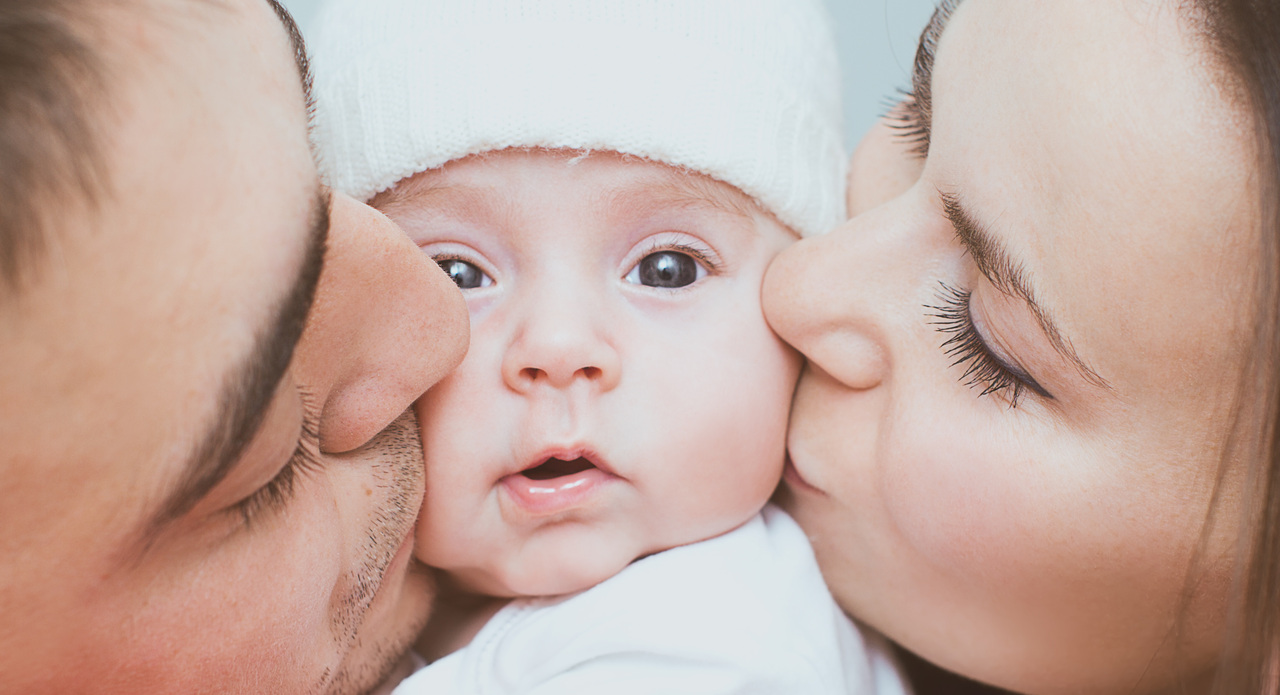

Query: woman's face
[[764, 1, 1261, 693]]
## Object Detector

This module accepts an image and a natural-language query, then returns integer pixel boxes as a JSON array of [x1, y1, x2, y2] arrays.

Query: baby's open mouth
[[521, 457, 596, 481], [502, 452, 615, 514]]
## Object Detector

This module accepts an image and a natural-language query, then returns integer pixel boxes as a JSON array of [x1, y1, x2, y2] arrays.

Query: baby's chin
[[426, 546, 638, 599], [492, 560, 630, 599]]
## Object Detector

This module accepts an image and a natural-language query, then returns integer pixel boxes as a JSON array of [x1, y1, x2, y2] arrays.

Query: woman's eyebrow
[[942, 192, 1112, 391], [901, 0, 961, 155]]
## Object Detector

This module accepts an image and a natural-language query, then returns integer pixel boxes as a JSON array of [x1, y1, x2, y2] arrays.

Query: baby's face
[[376, 149, 800, 597]]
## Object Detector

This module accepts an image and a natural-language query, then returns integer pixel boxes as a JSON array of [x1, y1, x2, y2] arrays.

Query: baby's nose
[[501, 306, 621, 393]]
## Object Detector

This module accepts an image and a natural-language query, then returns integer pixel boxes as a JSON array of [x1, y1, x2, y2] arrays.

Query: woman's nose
[[295, 192, 469, 453], [763, 208, 897, 392], [501, 284, 621, 394]]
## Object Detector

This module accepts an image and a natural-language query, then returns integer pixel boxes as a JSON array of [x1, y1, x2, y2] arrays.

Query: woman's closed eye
[[927, 282, 1052, 408]]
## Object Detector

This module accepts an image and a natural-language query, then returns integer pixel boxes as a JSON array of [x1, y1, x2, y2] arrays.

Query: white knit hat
[[310, 0, 846, 237]]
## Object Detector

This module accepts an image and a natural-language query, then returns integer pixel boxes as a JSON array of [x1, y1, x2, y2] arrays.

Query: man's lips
[[500, 449, 618, 515]]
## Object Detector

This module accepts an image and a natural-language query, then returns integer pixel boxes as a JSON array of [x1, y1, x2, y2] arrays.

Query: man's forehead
[[0, 0, 319, 548], [124, 0, 307, 81]]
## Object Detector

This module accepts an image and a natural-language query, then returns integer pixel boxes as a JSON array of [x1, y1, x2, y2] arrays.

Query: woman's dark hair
[[1198, 0, 1280, 692]]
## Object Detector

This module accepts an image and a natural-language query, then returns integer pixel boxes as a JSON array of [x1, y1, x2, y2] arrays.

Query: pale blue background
[[278, 0, 939, 151]]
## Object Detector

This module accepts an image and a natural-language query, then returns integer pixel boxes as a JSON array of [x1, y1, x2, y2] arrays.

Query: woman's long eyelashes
[[231, 404, 323, 529], [887, 90, 931, 158], [927, 283, 1053, 407]]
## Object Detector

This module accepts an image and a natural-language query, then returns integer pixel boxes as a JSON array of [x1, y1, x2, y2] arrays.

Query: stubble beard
[[312, 410, 433, 695]]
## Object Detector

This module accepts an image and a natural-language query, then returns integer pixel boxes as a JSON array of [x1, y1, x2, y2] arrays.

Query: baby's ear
[[846, 116, 925, 218]]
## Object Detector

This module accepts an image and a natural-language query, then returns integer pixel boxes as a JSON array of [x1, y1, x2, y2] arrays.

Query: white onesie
[[391, 505, 911, 695]]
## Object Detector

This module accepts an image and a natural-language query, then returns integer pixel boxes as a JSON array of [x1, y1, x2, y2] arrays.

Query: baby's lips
[[500, 464, 615, 516], [514, 445, 619, 479]]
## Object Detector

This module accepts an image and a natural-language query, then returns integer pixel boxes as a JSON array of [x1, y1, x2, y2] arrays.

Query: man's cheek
[[95, 506, 345, 692]]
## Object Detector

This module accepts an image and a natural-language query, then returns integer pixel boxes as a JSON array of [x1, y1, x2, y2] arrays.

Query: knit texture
[[311, 0, 846, 237]]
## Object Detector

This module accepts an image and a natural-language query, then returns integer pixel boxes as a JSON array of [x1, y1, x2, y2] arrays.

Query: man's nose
[[500, 276, 621, 394], [295, 192, 469, 453]]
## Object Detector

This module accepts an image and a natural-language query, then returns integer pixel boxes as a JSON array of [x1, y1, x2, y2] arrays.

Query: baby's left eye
[[625, 251, 706, 289], [437, 258, 492, 290]]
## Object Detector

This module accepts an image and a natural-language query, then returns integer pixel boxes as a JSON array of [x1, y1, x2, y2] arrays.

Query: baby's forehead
[[370, 150, 768, 225]]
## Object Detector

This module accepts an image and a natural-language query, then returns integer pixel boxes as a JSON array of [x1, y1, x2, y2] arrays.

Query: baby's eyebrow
[[372, 179, 450, 210], [373, 167, 764, 232], [373, 181, 506, 222], [605, 176, 761, 225]]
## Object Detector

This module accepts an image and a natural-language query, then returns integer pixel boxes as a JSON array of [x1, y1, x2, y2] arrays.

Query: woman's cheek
[[880, 408, 1103, 591], [884, 418, 1024, 581], [879, 401, 1200, 614]]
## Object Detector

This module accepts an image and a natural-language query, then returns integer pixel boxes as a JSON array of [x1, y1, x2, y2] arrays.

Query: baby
[[311, 1, 908, 693]]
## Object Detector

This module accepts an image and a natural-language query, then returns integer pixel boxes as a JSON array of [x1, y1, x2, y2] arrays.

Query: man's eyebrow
[[265, 0, 318, 131], [942, 192, 1112, 390], [134, 189, 330, 552]]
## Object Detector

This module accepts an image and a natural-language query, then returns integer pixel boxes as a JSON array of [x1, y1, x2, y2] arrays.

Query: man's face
[[0, 2, 467, 693]]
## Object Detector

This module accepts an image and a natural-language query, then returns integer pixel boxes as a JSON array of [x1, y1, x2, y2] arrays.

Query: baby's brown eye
[[437, 259, 491, 290], [626, 251, 703, 289]]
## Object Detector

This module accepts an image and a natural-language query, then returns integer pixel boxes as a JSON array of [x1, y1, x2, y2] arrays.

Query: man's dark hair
[[0, 0, 107, 295]]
